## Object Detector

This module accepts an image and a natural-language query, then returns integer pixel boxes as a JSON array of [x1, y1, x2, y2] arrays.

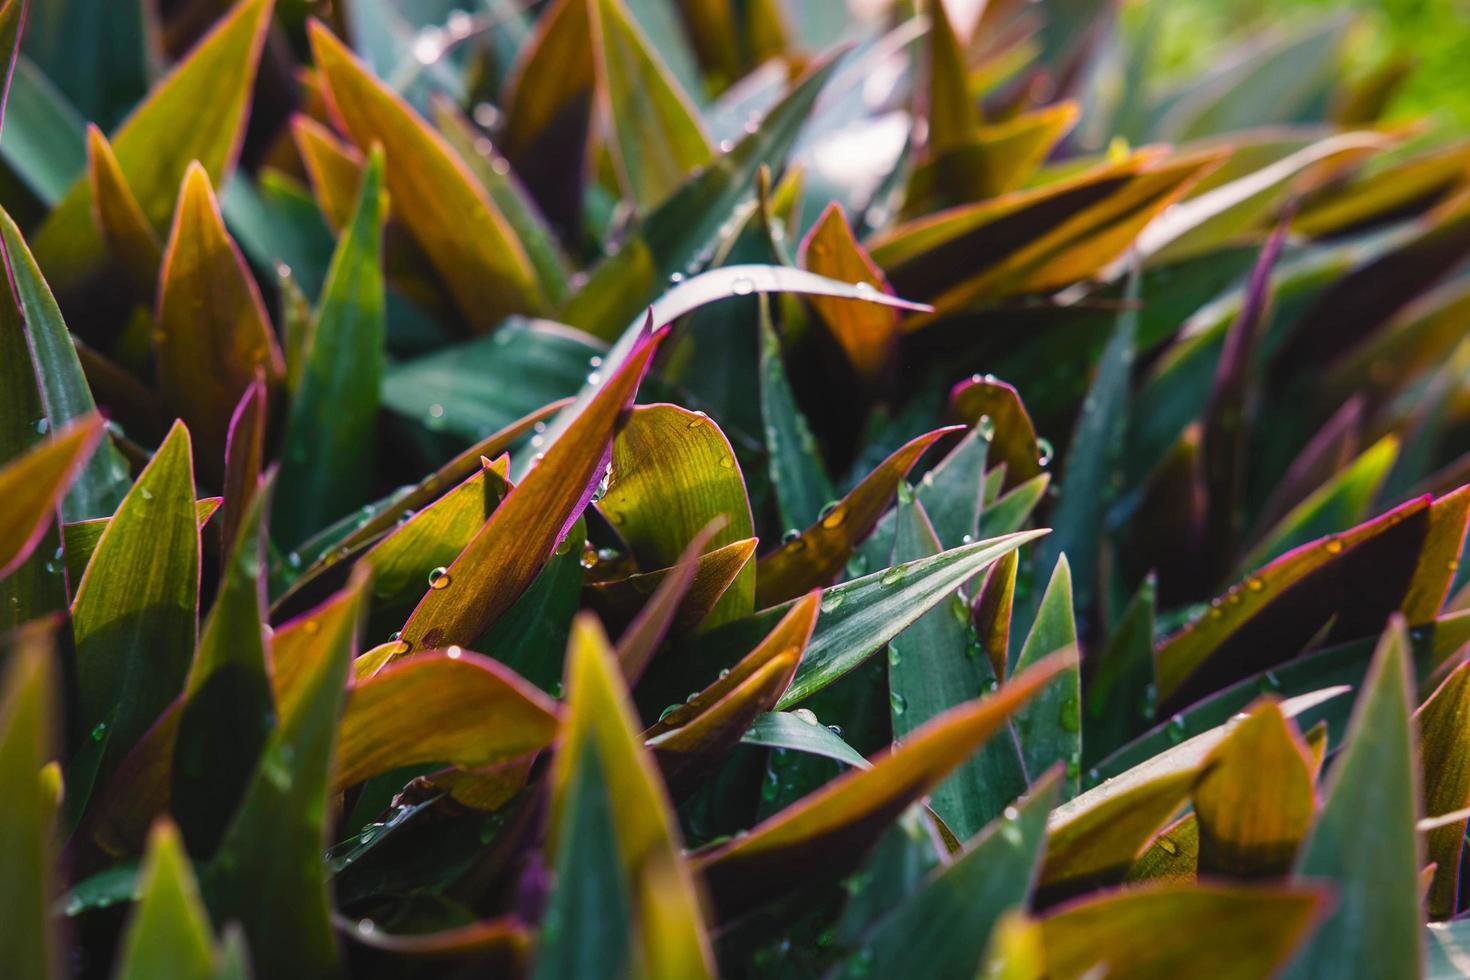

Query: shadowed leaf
[[85, 124, 162, 293], [1284, 616, 1423, 979], [589, 537, 756, 638], [274, 148, 387, 547], [695, 650, 1073, 917]]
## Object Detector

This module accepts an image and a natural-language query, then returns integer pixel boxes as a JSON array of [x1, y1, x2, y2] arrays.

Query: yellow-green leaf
[[32, 0, 275, 291], [86, 124, 162, 293], [115, 821, 215, 980], [310, 19, 545, 331], [0, 414, 102, 578], [1415, 659, 1470, 918]]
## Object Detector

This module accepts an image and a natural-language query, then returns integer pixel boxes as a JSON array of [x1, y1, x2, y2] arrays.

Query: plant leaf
[[1192, 698, 1316, 877], [115, 821, 215, 980], [1283, 616, 1423, 979], [835, 772, 1060, 980], [1011, 555, 1080, 795], [591, 0, 713, 210], [757, 426, 962, 607], [274, 147, 387, 547], [889, 490, 1025, 836], [559, 51, 845, 339], [336, 650, 560, 789], [799, 203, 900, 383], [32, 0, 275, 291], [61, 499, 220, 587], [589, 537, 756, 638], [171, 480, 273, 858], [0, 206, 132, 519], [398, 326, 661, 652], [1041, 882, 1327, 979], [69, 421, 199, 822], [201, 570, 366, 980], [949, 376, 1043, 492], [694, 650, 1073, 917], [156, 165, 285, 474], [85, 123, 163, 293], [310, 18, 546, 331], [220, 379, 264, 565], [599, 403, 756, 626], [549, 613, 715, 977], [759, 293, 837, 533], [0, 414, 102, 578], [740, 711, 871, 769], [1414, 659, 1470, 918], [0, 625, 60, 980]]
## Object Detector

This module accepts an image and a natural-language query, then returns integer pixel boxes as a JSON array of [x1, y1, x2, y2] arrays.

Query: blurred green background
[[1126, 0, 1470, 128]]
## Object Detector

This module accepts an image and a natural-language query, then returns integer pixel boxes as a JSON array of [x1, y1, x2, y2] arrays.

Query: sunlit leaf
[[1415, 659, 1470, 918], [799, 202, 900, 383], [757, 426, 961, 607], [69, 422, 199, 821], [599, 403, 756, 626], [398, 326, 661, 653], [85, 124, 162, 293], [32, 0, 275, 291], [0, 414, 102, 579], [1041, 882, 1327, 979], [156, 165, 285, 475], [310, 18, 546, 331], [115, 821, 215, 980]]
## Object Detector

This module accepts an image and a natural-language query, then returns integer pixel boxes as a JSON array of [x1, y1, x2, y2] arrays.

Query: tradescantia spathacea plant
[[6, 0, 1470, 975]]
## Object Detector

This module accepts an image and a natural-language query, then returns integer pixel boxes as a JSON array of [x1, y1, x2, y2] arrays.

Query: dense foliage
[[4, 0, 1470, 976]]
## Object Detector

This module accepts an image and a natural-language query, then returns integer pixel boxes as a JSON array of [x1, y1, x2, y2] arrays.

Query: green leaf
[[1033, 275, 1136, 613], [115, 822, 215, 980], [86, 124, 164, 293], [202, 571, 366, 980], [0, 206, 132, 519], [889, 490, 1025, 837], [1011, 555, 1081, 795], [836, 772, 1059, 980], [0, 58, 86, 206], [1081, 573, 1156, 766], [310, 19, 546, 331], [599, 404, 756, 626], [533, 742, 634, 980], [559, 51, 844, 339], [740, 711, 870, 769], [1284, 616, 1423, 980], [759, 293, 836, 533], [172, 482, 274, 858], [550, 614, 716, 977], [861, 424, 991, 573], [592, 0, 713, 210], [382, 318, 602, 444], [757, 427, 961, 608], [32, 0, 276, 292], [921, 0, 980, 154], [0, 625, 60, 980], [69, 422, 199, 823], [21, 0, 148, 129], [274, 148, 387, 547], [1237, 434, 1399, 573], [976, 473, 1050, 539], [61, 499, 221, 587], [1417, 659, 1470, 918]]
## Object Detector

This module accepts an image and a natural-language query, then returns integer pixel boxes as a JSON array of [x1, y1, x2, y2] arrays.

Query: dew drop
[[793, 708, 820, 726], [1245, 576, 1264, 592], [1165, 713, 1187, 744], [446, 645, 463, 659], [819, 591, 845, 613], [1324, 535, 1343, 554], [887, 647, 902, 667], [976, 414, 995, 440], [879, 564, 908, 586], [1158, 836, 1179, 856], [668, 272, 685, 285], [89, 722, 108, 742], [1058, 695, 1080, 733], [730, 276, 756, 296], [719, 455, 735, 469], [1036, 437, 1054, 467], [139, 487, 154, 501], [35, 417, 49, 434], [586, 371, 602, 385], [889, 690, 907, 714], [818, 502, 845, 528], [427, 566, 451, 589]]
